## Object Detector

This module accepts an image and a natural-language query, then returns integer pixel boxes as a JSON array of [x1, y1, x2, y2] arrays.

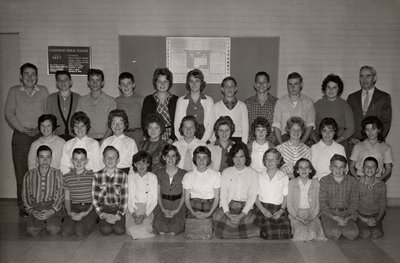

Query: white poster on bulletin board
[[166, 37, 231, 83]]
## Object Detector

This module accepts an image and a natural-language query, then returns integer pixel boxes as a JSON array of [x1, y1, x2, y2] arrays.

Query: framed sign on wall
[[48, 46, 91, 75]]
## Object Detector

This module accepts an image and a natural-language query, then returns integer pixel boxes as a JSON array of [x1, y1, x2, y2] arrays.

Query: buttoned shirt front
[[182, 168, 221, 199], [258, 170, 289, 205], [92, 168, 128, 217], [127, 171, 158, 216], [220, 166, 258, 214]]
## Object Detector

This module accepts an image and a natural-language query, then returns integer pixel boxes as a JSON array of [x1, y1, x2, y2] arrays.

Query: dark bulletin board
[[119, 36, 279, 101], [48, 46, 91, 75]]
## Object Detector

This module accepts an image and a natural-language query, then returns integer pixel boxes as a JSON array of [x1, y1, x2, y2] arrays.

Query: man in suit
[[347, 66, 392, 146]]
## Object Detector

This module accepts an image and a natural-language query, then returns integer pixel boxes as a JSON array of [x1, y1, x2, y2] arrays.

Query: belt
[[333, 207, 346, 212], [72, 202, 92, 206], [162, 194, 182, 201]]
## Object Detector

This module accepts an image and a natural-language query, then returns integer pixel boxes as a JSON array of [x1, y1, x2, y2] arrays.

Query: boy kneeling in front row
[[22, 145, 63, 236], [319, 154, 359, 240], [62, 148, 98, 236], [92, 146, 128, 235]]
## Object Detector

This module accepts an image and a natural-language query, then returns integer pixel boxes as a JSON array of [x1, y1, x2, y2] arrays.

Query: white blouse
[[100, 134, 138, 169], [127, 171, 158, 216], [258, 170, 289, 205], [182, 168, 221, 199]]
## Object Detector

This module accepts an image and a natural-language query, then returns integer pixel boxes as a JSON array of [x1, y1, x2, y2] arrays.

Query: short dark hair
[[321, 74, 344, 96], [293, 158, 316, 179], [221, 76, 237, 87], [251, 117, 271, 139], [143, 113, 165, 138], [38, 114, 58, 133], [108, 109, 129, 131], [160, 144, 181, 166], [363, 156, 378, 167], [318, 118, 338, 140], [71, 111, 91, 135], [118, 72, 135, 84], [132, 151, 152, 172], [330, 154, 347, 165], [37, 145, 52, 157], [55, 70, 71, 80], [192, 146, 211, 166], [103, 145, 119, 159], [186, 69, 206, 92], [361, 116, 384, 142], [255, 71, 270, 83], [287, 72, 303, 83], [153, 67, 173, 89], [72, 148, 87, 158], [213, 116, 235, 140], [179, 115, 200, 137], [20, 63, 38, 76], [87, 68, 104, 81], [227, 142, 251, 167]]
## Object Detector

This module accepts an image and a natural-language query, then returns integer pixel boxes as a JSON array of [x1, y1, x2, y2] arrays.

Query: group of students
[[7, 62, 392, 241], [22, 107, 389, 241]]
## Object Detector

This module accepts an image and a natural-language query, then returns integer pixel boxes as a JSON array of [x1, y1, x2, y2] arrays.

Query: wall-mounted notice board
[[119, 36, 279, 101]]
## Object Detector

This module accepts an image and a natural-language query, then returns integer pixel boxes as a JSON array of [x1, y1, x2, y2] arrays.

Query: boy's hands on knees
[[103, 213, 118, 224], [333, 215, 348, 226], [30, 209, 42, 220]]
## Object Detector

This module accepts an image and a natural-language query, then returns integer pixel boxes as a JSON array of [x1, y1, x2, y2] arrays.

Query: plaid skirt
[[254, 202, 292, 240], [185, 198, 214, 239], [213, 200, 259, 239]]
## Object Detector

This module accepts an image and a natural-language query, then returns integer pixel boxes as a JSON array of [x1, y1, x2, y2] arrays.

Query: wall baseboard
[[388, 198, 400, 207]]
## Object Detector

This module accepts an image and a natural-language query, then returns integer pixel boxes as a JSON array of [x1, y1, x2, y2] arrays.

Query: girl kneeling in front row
[[255, 148, 292, 240], [182, 146, 220, 239]]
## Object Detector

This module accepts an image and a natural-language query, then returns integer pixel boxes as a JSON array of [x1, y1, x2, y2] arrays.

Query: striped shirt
[[319, 174, 359, 220], [63, 169, 94, 203], [276, 140, 311, 175], [22, 167, 63, 213], [92, 168, 128, 217]]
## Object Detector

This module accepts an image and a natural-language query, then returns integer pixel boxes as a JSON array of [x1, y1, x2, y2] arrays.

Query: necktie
[[362, 90, 369, 115], [183, 147, 192, 171]]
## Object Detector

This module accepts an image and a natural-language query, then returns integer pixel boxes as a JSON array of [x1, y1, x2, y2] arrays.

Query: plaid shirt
[[245, 93, 277, 143], [92, 168, 128, 217], [319, 174, 359, 220]]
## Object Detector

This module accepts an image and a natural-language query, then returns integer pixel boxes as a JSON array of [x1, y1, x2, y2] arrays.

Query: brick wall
[[1, 0, 399, 200]]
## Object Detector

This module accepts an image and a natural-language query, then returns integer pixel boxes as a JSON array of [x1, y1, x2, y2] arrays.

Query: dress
[[287, 178, 326, 241], [126, 171, 158, 239], [153, 168, 186, 234], [138, 139, 168, 173]]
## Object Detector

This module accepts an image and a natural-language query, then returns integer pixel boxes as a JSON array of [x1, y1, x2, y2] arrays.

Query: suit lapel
[[367, 88, 382, 114]]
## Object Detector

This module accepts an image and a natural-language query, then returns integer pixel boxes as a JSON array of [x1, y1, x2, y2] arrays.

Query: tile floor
[[1, 199, 399, 263]]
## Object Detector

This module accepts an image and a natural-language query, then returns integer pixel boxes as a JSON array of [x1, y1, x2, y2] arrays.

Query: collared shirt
[[350, 140, 392, 177], [60, 135, 102, 174], [258, 170, 289, 205], [250, 141, 271, 173], [115, 91, 144, 130], [22, 167, 63, 213], [358, 177, 387, 216], [100, 134, 138, 169], [214, 99, 249, 143], [298, 179, 311, 209], [319, 174, 358, 220], [63, 169, 95, 203], [173, 138, 207, 170], [245, 93, 277, 143], [92, 168, 128, 217], [182, 168, 221, 199], [272, 94, 315, 132], [311, 140, 346, 180], [361, 87, 375, 110], [127, 171, 158, 216], [276, 140, 311, 175], [5, 84, 48, 131], [28, 135, 65, 170], [76, 92, 116, 138], [220, 166, 258, 214]]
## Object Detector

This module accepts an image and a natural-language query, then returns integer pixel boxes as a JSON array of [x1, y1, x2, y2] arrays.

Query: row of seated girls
[[23, 100, 389, 240]]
